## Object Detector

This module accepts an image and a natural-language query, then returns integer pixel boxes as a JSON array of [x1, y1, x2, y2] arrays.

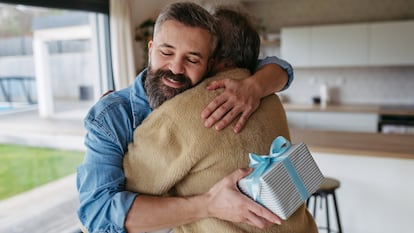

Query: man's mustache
[[155, 69, 191, 85], [144, 68, 193, 109]]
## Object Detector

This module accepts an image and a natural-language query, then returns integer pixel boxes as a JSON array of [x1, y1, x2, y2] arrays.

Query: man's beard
[[144, 67, 193, 109]]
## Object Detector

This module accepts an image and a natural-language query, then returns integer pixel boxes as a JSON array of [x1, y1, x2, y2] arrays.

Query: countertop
[[290, 128, 414, 160], [283, 103, 414, 159], [283, 103, 414, 116]]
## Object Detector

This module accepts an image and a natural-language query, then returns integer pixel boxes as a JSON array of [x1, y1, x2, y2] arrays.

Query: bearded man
[[77, 2, 294, 232]]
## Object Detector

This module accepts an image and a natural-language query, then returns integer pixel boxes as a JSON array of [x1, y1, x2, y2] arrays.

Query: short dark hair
[[154, 2, 218, 58], [212, 5, 260, 73]]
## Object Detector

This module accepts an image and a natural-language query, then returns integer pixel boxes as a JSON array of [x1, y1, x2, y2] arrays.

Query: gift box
[[238, 136, 324, 220]]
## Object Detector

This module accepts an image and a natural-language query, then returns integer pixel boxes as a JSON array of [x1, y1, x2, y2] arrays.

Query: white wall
[[312, 152, 414, 233], [282, 67, 414, 105]]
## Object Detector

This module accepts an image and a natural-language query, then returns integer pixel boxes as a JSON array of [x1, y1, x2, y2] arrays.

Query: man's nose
[[169, 58, 185, 75]]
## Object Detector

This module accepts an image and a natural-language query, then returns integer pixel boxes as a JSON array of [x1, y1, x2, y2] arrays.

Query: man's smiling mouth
[[162, 77, 185, 89]]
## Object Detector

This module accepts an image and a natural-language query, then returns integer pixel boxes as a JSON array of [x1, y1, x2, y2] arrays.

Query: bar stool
[[307, 177, 343, 233]]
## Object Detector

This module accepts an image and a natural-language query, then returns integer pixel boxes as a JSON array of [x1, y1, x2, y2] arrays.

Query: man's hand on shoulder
[[201, 78, 261, 133]]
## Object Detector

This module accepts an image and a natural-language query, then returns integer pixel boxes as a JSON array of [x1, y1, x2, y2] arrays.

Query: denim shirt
[[76, 56, 293, 233]]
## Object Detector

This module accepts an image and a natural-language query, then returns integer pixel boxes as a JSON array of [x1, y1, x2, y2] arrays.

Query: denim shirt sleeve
[[257, 56, 294, 91], [76, 94, 137, 233]]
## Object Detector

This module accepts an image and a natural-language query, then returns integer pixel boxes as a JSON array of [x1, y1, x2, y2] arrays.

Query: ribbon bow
[[244, 136, 309, 203]]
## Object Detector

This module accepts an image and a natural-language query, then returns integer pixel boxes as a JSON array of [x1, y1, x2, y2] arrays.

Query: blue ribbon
[[244, 136, 309, 203]]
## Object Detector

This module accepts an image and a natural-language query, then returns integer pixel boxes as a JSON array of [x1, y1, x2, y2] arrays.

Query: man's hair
[[212, 5, 260, 73], [154, 2, 218, 58]]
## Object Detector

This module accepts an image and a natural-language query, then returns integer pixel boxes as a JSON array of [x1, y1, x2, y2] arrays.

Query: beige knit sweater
[[124, 68, 317, 233]]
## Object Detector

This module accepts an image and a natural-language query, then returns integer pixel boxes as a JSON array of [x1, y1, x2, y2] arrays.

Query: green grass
[[0, 144, 85, 200]]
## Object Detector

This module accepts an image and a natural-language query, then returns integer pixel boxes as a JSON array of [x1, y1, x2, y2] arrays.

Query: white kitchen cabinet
[[313, 153, 414, 233], [285, 111, 306, 128], [280, 27, 311, 67], [281, 24, 369, 67], [286, 111, 378, 133], [368, 21, 414, 65], [311, 24, 369, 67], [281, 20, 414, 67]]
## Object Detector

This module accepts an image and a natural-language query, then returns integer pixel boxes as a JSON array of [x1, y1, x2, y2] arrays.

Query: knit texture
[[124, 68, 317, 233]]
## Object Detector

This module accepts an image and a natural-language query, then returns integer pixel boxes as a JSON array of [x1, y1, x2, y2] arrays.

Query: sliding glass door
[[0, 1, 111, 232], [0, 2, 112, 117]]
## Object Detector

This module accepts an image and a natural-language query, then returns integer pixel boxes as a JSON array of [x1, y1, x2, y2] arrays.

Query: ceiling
[[241, 0, 414, 32]]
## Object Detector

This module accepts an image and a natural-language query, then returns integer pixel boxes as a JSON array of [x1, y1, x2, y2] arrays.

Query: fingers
[[202, 78, 261, 133], [203, 100, 254, 133], [202, 79, 239, 129], [209, 101, 242, 132], [201, 94, 228, 126], [207, 168, 282, 228], [231, 169, 282, 226], [245, 212, 276, 229], [246, 200, 282, 226], [236, 187, 282, 227], [202, 93, 252, 132], [233, 109, 253, 133], [206, 80, 225, 91]]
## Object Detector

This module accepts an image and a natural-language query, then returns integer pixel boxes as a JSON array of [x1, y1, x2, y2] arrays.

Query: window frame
[[0, 0, 109, 14]]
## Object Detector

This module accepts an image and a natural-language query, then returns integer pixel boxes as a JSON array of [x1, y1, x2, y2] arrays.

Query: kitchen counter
[[290, 128, 414, 160], [283, 103, 414, 116]]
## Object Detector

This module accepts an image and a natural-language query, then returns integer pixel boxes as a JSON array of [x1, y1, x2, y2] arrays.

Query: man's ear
[[148, 40, 153, 58]]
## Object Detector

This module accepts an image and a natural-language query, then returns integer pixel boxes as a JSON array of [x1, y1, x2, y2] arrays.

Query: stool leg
[[313, 195, 318, 218], [332, 191, 343, 233], [325, 194, 330, 233]]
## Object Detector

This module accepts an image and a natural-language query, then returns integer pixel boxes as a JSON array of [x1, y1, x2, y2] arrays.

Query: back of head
[[154, 2, 218, 58], [212, 5, 260, 73]]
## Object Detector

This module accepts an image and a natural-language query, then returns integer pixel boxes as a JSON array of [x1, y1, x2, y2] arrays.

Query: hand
[[201, 78, 261, 133], [204, 168, 282, 228]]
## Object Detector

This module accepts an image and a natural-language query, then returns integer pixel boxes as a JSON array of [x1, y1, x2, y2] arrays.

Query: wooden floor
[[0, 174, 82, 233]]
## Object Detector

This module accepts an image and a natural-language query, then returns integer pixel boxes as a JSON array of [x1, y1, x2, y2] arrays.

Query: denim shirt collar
[[130, 68, 152, 129]]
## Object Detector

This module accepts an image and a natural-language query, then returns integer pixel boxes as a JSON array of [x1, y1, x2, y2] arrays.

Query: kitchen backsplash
[[281, 66, 414, 105]]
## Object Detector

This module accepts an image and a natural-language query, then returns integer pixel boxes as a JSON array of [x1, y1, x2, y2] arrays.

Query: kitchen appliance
[[378, 105, 414, 135]]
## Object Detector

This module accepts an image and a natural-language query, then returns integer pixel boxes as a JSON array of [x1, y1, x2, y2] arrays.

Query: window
[[0, 2, 112, 116], [0, 1, 110, 231]]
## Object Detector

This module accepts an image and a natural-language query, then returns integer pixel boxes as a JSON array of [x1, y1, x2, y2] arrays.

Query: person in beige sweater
[[124, 6, 317, 233]]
